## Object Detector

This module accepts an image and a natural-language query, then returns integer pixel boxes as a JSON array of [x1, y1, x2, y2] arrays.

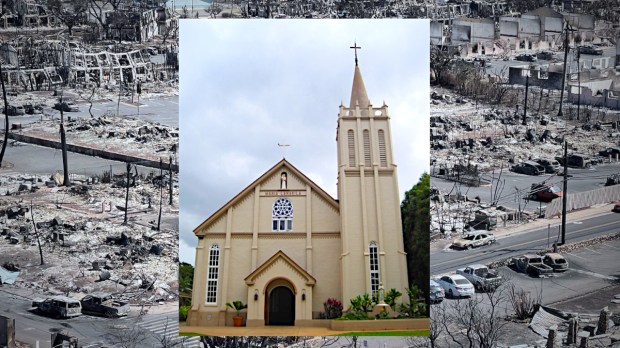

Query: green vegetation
[[179, 305, 190, 322], [225, 300, 248, 317], [401, 172, 430, 316], [336, 330, 430, 336]]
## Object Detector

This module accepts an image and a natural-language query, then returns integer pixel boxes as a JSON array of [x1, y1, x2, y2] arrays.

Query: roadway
[[431, 210, 619, 275], [0, 289, 197, 347], [432, 162, 620, 211]]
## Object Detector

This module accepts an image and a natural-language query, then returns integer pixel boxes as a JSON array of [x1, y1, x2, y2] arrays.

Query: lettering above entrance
[[261, 190, 306, 197]]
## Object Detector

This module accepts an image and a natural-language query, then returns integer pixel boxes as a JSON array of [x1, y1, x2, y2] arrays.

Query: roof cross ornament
[[350, 41, 361, 66]]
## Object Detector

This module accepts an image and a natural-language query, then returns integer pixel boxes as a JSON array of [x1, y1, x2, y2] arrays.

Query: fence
[[545, 185, 620, 218]]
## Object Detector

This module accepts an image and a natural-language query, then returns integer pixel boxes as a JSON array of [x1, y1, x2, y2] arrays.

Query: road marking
[[565, 252, 588, 260], [433, 220, 619, 268], [583, 247, 602, 255], [601, 242, 620, 251], [571, 269, 619, 281]]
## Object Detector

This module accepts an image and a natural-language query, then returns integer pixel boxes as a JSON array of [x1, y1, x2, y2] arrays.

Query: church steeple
[[349, 42, 370, 109], [350, 64, 370, 109]]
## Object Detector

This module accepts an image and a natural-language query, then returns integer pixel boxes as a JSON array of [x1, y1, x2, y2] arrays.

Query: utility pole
[[59, 92, 70, 186], [577, 49, 581, 121], [158, 158, 163, 231], [558, 22, 570, 118], [124, 162, 130, 224], [0, 60, 9, 166], [168, 157, 173, 205], [560, 140, 568, 245], [523, 69, 530, 126]]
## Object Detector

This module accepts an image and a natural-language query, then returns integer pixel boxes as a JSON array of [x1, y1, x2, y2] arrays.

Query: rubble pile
[[14, 116, 178, 161], [431, 89, 620, 176], [0, 171, 179, 307]]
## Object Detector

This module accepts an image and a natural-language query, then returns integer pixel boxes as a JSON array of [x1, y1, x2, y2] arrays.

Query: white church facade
[[187, 51, 411, 327]]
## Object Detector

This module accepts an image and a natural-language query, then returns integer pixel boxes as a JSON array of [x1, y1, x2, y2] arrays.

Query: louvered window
[[347, 130, 356, 167], [363, 130, 371, 166], [378, 130, 387, 167]]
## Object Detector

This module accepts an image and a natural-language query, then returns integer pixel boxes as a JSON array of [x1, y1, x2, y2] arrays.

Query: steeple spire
[[349, 42, 370, 109]]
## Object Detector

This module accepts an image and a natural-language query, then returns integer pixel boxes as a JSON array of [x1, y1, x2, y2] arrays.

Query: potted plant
[[226, 300, 248, 327]]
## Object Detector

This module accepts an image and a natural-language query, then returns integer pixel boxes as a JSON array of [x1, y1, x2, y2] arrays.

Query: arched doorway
[[266, 285, 295, 325]]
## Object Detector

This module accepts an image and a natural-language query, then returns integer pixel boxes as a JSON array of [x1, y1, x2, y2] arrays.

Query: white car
[[435, 274, 475, 298], [430, 279, 445, 304]]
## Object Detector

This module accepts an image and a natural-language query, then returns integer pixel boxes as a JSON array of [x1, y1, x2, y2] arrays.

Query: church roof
[[244, 250, 316, 287], [350, 64, 370, 109], [193, 158, 339, 235]]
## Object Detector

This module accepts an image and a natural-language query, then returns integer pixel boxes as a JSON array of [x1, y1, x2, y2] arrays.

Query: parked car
[[578, 45, 603, 55], [612, 202, 620, 213], [24, 104, 43, 115], [452, 231, 496, 250], [533, 158, 561, 173], [3, 105, 25, 116], [32, 296, 82, 318], [53, 102, 79, 112], [511, 161, 544, 175], [542, 253, 569, 272], [512, 254, 554, 277], [430, 280, 445, 304], [80, 293, 130, 317], [555, 154, 592, 168], [456, 264, 503, 292], [599, 147, 620, 158], [529, 183, 563, 202], [536, 51, 555, 60], [515, 54, 537, 62], [435, 274, 475, 298], [606, 174, 620, 186]]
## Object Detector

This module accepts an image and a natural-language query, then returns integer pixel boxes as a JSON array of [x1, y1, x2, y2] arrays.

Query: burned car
[[32, 296, 82, 318], [80, 293, 129, 317], [542, 253, 569, 272]]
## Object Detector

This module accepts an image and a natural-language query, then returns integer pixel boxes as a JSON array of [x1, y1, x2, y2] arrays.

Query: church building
[[187, 48, 410, 327]]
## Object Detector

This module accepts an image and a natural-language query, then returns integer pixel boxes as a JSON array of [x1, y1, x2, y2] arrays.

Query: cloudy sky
[[179, 20, 430, 265]]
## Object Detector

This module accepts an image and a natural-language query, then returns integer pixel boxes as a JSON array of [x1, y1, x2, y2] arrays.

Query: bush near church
[[338, 285, 427, 320]]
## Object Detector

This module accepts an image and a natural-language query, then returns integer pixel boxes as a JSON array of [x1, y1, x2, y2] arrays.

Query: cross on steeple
[[350, 41, 361, 66]]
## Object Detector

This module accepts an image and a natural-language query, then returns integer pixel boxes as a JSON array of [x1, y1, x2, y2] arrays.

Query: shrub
[[384, 288, 402, 308], [340, 311, 370, 320], [350, 293, 373, 312], [323, 298, 343, 319], [179, 306, 190, 321]]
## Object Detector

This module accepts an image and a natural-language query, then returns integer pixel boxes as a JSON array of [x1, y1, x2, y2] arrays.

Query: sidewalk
[[431, 203, 615, 252], [179, 322, 425, 336]]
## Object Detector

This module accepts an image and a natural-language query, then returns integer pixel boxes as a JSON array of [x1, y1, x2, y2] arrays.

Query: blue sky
[[179, 20, 430, 265]]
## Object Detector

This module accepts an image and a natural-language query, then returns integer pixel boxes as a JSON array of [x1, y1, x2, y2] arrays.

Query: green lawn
[[336, 330, 429, 336]]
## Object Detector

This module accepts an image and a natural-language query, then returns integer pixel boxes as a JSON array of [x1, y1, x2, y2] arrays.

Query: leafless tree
[[433, 279, 514, 348], [508, 281, 542, 320], [407, 302, 445, 348], [105, 324, 149, 348], [46, 0, 89, 36], [77, 86, 98, 117]]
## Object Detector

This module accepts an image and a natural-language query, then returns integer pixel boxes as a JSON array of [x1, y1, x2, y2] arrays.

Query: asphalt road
[[431, 211, 620, 275], [432, 162, 620, 211], [1, 95, 179, 131], [0, 290, 180, 347]]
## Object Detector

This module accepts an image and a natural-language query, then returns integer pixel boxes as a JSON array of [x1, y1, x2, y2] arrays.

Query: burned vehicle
[[452, 231, 496, 249], [513, 254, 554, 277], [529, 183, 563, 202], [542, 253, 569, 272], [32, 296, 82, 318], [80, 293, 130, 317], [457, 264, 503, 292]]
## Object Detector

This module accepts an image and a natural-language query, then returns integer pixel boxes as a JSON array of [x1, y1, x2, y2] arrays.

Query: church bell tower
[[336, 43, 409, 304]]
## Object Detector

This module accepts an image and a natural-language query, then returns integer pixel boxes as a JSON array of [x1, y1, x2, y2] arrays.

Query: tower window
[[369, 241, 380, 297], [347, 130, 356, 167], [206, 244, 220, 304], [378, 130, 387, 167], [272, 198, 293, 231], [363, 129, 371, 167]]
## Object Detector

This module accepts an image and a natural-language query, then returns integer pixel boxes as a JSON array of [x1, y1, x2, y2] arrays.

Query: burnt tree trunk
[[0, 62, 9, 166]]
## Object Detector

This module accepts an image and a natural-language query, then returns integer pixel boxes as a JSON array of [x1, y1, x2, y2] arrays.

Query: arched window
[[347, 130, 356, 167], [206, 244, 220, 304], [378, 130, 387, 167], [272, 198, 293, 231], [369, 241, 380, 297], [363, 129, 371, 167]]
